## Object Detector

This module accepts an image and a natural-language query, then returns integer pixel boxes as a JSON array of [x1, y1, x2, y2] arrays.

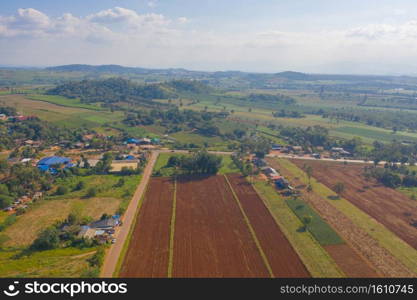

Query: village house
[[261, 167, 279, 178], [290, 146, 303, 153], [90, 217, 120, 230], [24, 140, 42, 147], [271, 144, 283, 151], [331, 147, 351, 156]]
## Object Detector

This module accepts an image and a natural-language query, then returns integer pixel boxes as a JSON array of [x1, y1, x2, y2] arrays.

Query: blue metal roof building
[[37, 156, 72, 173], [38, 156, 71, 166], [126, 138, 140, 144]]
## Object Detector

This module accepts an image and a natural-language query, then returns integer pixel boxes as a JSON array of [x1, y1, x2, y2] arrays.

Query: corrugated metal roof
[[37, 156, 71, 166]]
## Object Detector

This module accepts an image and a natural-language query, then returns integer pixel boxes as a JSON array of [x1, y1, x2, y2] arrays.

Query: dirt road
[[100, 151, 159, 277]]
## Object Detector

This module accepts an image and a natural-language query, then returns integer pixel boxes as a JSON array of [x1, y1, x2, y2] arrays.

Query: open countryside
[[1, 1, 417, 283]]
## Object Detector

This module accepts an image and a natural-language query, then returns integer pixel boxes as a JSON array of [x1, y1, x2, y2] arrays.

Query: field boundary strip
[[167, 178, 177, 278], [223, 175, 274, 278], [112, 181, 149, 277]]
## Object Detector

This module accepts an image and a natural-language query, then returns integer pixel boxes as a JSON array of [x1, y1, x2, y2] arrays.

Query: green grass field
[[217, 155, 239, 174], [152, 153, 180, 177], [0, 212, 8, 224], [0, 247, 96, 278], [285, 197, 344, 246], [170, 131, 224, 145], [253, 179, 343, 277], [0, 94, 126, 130], [3, 174, 140, 248], [27, 94, 104, 111], [334, 126, 417, 143]]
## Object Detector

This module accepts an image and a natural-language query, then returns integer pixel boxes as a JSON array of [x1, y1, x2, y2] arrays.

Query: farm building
[[77, 226, 97, 239], [312, 153, 321, 159], [271, 144, 283, 150], [37, 156, 73, 172], [275, 177, 290, 189], [138, 138, 151, 144], [261, 167, 279, 177], [126, 138, 153, 145], [330, 147, 351, 156], [290, 146, 303, 153], [126, 138, 140, 144], [151, 138, 160, 144], [90, 216, 120, 230], [24, 140, 41, 147]]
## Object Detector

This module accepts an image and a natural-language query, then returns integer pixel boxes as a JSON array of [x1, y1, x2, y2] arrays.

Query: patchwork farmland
[[267, 158, 417, 277], [119, 174, 309, 278], [291, 160, 417, 250]]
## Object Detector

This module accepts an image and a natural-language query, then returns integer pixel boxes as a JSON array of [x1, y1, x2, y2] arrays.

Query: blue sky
[[2, 0, 417, 74]]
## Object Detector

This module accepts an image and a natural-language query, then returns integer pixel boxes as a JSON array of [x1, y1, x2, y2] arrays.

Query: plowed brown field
[[120, 174, 311, 278], [292, 160, 417, 250], [324, 244, 378, 278], [172, 175, 270, 277], [119, 177, 174, 277], [227, 174, 310, 278]]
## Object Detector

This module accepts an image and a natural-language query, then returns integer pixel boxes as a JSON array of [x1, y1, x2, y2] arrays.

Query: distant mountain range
[[45, 64, 205, 76], [45, 64, 411, 81], [2, 64, 417, 88]]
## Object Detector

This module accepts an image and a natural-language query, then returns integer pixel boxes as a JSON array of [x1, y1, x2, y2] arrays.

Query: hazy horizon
[[3, 1, 417, 75]]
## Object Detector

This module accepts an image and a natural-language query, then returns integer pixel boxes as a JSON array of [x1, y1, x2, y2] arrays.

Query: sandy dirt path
[[100, 151, 159, 277]]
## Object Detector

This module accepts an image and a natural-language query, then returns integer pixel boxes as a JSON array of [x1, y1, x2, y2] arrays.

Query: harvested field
[[226, 174, 310, 278], [324, 244, 378, 278], [292, 160, 417, 250], [173, 175, 270, 277], [267, 158, 415, 277], [119, 177, 174, 277]]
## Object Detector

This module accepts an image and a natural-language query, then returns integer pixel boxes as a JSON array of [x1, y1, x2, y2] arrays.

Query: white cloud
[[87, 7, 141, 24], [345, 20, 417, 40], [12, 8, 50, 29], [0, 8, 51, 37], [0, 7, 175, 41], [177, 17, 189, 24], [3, 7, 417, 74]]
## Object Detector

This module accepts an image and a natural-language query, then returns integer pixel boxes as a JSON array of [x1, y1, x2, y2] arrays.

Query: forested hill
[[45, 64, 200, 76], [47, 78, 212, 104]]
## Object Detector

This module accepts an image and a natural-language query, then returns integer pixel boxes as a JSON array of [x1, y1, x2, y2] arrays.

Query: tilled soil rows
[[119, 177, 174, 277], [227, 174, 310, 277], [173, 175, 270, 277]]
